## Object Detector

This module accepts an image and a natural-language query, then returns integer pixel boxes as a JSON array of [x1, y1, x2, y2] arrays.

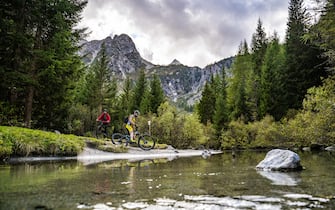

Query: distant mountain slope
[[79, 34, 234, 106]]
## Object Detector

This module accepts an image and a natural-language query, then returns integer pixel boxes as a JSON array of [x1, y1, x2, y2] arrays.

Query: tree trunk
[[24, 85, 34, 128]]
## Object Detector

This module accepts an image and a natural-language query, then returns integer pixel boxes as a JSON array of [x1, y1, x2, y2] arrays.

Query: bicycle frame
[[95, 121, 108, 139]]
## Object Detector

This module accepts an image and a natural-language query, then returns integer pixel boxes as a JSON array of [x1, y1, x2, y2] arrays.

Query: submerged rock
[[256, 149, 303, 171]]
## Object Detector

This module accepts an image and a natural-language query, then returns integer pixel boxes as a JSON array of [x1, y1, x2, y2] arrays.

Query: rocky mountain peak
[[79, 34, 234, 106], [169, 59, 182, 66], [80, 34, 151, 78]]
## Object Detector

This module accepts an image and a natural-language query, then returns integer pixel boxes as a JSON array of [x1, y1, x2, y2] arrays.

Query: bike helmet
[[134, 110, 140, 117]]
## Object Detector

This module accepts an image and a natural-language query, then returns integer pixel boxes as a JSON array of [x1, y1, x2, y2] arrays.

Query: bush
[[282, 77, 335, 147], [221, 116, 287, 149], [221, 119, 249, 149], [137, 102, 209, 149]]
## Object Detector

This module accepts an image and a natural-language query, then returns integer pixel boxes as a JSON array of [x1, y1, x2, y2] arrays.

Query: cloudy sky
[[78, 0, 290, 68]]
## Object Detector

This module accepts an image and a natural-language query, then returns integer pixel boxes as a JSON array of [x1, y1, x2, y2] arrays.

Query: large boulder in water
[[256, 149, 303, 171]]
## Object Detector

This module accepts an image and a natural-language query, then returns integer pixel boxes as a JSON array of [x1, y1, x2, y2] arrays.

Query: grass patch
[[0, 126, 86, 158]]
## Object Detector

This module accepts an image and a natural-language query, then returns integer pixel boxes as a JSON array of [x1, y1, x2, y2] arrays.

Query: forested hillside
[[0, 0, 334, 150]]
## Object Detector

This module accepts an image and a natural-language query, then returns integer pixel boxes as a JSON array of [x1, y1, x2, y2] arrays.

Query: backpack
[[124, 117, 128, 124]]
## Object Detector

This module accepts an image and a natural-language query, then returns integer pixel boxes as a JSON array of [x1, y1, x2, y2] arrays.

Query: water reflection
[[1, 151, 335, 210], [77, 193, 331, 210], [257, 170, 301, 186]]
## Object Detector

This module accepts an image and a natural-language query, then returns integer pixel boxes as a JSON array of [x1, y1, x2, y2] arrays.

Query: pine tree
[[213, 68, 229, 135], [284, 0, 326, 110], [260, 33, 287, 120], [249, 18, 268, 120], [113, 77, 133, 132], [140, 89, 151, 114], [197, 82, 216, 124], [307, 0, 335, 74], [132, 69, 147, 112], [228, 40, 252, 122], [0, 0, 87, 128], [149, 74, 165, 114], [85, 42, 110, 112]]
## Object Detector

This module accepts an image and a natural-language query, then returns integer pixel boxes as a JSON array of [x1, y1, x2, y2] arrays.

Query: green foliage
[[220, 77, 335, 150], [0, 126, 86, 158], [284, 0, 327, 110], [0, 0, 87, 128], [181, 114, 207, 147], [197, 82, 215, 124], [259, 35, 287, 120], [66, 103, 94, 135], [283, 76, 335, 146], [250, 18, 268, 120], [227, 40, 252, 122], [84, 42, 113, 111], [213, 69, 229, 135], [132, 69, 147, 111], [139, 102, 209, 149], [221, 119, 249, 149], [306, 0, 335, 74], [149, 74, 165, 114], [221, 115, 286, 149]]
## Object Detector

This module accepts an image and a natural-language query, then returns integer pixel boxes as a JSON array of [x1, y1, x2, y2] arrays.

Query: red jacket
[[97, 112, 111, 124]]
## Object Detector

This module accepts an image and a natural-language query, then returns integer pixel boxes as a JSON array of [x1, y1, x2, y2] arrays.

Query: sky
[[78, 0, 290, 68]]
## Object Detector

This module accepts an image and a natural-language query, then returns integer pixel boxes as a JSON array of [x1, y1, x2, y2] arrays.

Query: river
[[0, 150, 334, 210]]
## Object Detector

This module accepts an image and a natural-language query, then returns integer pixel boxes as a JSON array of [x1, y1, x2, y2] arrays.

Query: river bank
[[6, 146, 222, 165]]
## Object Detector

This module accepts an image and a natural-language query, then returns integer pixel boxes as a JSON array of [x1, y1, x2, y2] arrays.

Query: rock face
[[79, 34, 234, 106], [79, 34, 153, 78], [256, 149, 303, 171]]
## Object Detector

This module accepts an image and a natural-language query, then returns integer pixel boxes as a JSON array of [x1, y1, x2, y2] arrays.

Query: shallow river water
[[0, 150, 334, 210]]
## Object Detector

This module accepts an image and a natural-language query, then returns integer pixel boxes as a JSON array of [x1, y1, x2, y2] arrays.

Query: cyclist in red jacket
[[96, 109, 111, 124], [96, 109, 111, 137]]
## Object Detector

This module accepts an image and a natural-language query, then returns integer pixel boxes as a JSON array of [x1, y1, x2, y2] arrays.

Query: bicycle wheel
[[111, 133, 127, 145], [138, 134, 156, 150]]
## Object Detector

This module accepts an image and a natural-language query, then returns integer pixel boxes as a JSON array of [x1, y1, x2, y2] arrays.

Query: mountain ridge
[[79, 34, 234, 106]]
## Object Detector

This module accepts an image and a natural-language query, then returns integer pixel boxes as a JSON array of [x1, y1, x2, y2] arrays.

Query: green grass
[[0, 126, 87, 158], [0, 126, 171, 160]]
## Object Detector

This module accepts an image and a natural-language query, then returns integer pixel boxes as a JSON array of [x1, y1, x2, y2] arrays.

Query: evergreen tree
[[149, 74, 165, 114], [197, 82, 216, 124], [213, 68, 229, 135], [307, 0, 335, 74], [132, 69, 147, 112], [140, 89, 151, 114], [85, 42, 110, 112], [284, 0, 326, 110], [120, 76, 134, 115], [249, 18, 268, 120], [260, 33, 287, 120], [113, 77, 133, 132], [228, 40, 252, 122], [0, 0, 87, 128]]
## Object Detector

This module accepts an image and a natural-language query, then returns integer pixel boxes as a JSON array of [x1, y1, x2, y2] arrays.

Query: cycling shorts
[[125, 124, 133, 132]]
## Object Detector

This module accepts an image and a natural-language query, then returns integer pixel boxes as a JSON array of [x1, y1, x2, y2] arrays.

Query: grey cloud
[[82, 0, 289, 66]]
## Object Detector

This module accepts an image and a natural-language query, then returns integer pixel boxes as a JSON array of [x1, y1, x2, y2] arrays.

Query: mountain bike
[[94, 121, 109, 139], [111, 129, 156, 150]]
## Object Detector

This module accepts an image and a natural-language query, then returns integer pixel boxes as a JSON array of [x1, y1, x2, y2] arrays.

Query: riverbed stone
[[256, 149, 303, 171]]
